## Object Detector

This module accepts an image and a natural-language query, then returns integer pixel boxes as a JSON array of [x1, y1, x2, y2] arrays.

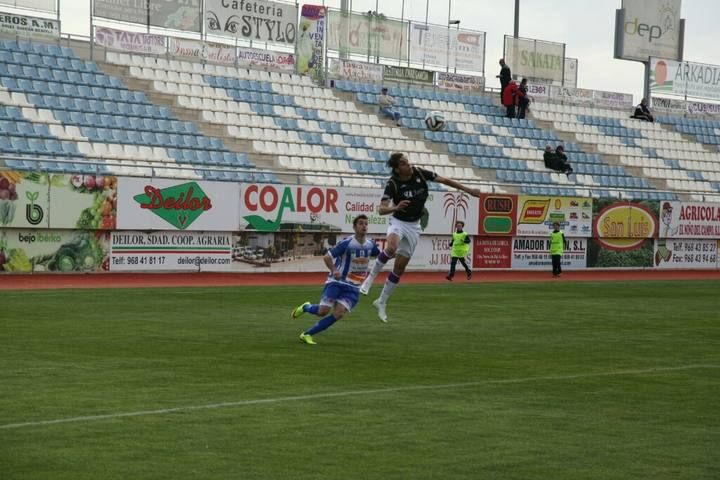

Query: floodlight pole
[[446, 0, 451, 73], [514, 0, 519, 38]]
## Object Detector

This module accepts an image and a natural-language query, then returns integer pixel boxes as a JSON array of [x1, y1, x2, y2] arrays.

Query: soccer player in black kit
[[360, 152, 481, 322]]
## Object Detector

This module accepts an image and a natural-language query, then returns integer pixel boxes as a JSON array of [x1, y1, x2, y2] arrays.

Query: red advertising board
[[478, 194, 517, 236], [473, 236, 512, 268]]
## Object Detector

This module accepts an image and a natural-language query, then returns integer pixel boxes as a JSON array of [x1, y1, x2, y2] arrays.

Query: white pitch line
[[1, 364, 718, 430]]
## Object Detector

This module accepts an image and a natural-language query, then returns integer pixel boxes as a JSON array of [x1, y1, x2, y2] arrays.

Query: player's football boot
[[299, 332, 317, 345], [359, 273, 376, 295], [372, 298, 388, 323], [291, 302, 311, 319]]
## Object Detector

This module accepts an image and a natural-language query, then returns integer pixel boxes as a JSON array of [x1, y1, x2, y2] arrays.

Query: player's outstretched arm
[[378, 198, 409, 216], [434, 176, 481, 197]]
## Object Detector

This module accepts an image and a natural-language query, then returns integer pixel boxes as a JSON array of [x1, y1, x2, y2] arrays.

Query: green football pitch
[[1, 281, 718, 480]]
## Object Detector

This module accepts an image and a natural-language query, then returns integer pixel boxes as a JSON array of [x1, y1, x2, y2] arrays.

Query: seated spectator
[[631, 98, 654, 122], [378, 87, 401, 126], [543, 145, 574, 178], [502, 80, 518, 118]]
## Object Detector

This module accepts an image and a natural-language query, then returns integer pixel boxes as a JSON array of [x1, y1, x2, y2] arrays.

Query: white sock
[[379, 278, 398, 303]]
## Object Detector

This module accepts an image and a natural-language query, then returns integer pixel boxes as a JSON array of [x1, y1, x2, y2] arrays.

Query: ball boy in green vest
[[446, 221, 472, 281], [549, 221, 565, 277]]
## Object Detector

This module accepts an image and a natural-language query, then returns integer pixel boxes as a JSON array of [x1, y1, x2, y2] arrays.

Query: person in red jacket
[[502, 80, 518, 118]]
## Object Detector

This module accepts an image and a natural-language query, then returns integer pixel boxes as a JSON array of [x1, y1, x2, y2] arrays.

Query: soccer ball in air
[[424, 111, 446, 131]]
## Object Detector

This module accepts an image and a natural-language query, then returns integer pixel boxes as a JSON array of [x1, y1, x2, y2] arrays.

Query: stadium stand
[[533, 101, 720, 201], [0, 39, 275, 183], [1, 37, 719, 200]]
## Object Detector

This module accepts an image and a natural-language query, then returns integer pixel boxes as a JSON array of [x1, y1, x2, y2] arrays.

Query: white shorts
[[387, 216, 421, 258]]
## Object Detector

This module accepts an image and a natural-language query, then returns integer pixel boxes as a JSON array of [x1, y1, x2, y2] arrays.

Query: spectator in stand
[[502, 80, 518, 118], [631, 98, 654, 122], [378, 87, 401, 126], [497, 58, 511, 103], [543, 145, 574, 178], [515, 78, 530, 119]]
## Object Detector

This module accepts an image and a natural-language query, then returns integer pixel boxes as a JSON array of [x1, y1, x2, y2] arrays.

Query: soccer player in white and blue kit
[[292, 214, 380, 345]]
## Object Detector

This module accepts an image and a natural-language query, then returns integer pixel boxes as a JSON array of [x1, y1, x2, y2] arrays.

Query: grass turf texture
[[0, 281, 718, 480]]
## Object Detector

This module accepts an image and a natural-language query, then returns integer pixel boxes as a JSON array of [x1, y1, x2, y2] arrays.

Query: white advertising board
[[110, 231, 232, 271], [511, 236, 587, 269], [653, 238, 717, 269], [239, 183, 480, 236], [117, 178, 240, 231], [658, 201, 720, 238]]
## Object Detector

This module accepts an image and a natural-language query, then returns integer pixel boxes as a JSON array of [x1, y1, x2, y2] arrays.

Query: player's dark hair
[[456, 220, 465, 227], [353, 214, 368, 227], [387, 152, 405, 173]]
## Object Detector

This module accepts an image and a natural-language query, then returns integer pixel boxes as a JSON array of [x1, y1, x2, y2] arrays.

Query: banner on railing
[[328, 58, 383, 82], [549, 86, 595, 105], [383, 65, 433, 85], [95, 26, 166, 55], [504, 35, 565, 83], [592, 90, 634, 109], [436, 72, 484, 92], [564, 57, 578, 88], [651, 57, 720, 102], [205, 0, 296, 45], [650, 95, 686, 113], [526, 83, 550, 98], [297, 4, 325, 81], [168, 37, 236, 64], [409, 24, 485, 73], [236, 45, 296, 71], [93, 0, 201, 32], [651, 96, 720, 115], [327, 9, 408, 61], [0, 10, 59, 38]]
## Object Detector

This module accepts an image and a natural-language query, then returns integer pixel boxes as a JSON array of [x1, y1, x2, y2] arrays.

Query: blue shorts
[[320, 281, 360, 312]]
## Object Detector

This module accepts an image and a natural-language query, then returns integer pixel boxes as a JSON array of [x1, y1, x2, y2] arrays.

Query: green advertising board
[[0, 229, 110, 273]]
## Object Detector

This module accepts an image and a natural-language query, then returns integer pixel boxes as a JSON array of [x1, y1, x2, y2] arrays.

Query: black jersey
[[381, 167, 437, 222]]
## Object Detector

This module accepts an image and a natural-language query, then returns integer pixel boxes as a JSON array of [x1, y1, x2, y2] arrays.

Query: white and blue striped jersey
[[326, 235, 380, 288]]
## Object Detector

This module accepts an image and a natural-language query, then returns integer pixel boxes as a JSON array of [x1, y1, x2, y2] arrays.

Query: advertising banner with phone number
[[110, 231, 232, 271]]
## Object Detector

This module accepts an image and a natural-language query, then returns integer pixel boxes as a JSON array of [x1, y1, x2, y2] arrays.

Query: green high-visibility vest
[[451, 231, 470, 257], [549, 231, 564, 255]]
